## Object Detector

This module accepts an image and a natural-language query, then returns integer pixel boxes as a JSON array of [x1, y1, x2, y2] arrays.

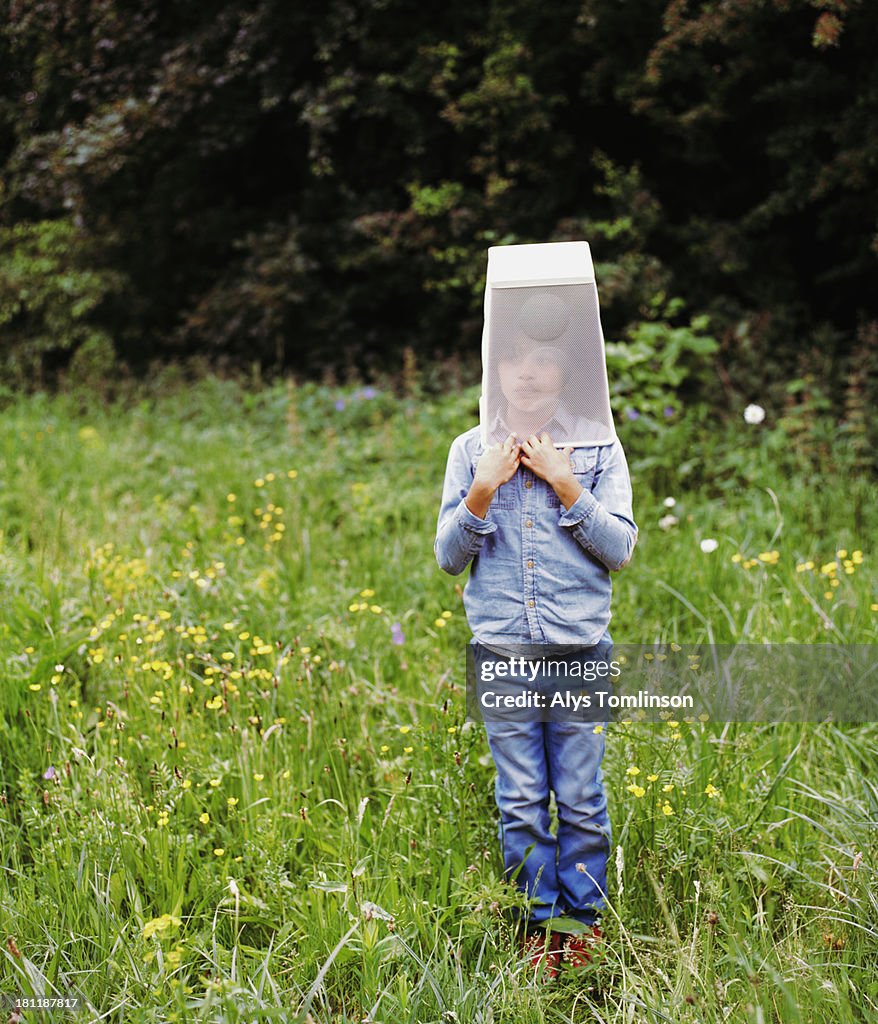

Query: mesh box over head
[[479, 241, 616, 449]]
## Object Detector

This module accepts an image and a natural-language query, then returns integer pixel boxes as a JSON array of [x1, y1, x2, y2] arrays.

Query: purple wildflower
[[626, 408, 640, 421], [43, 766, 56, 780], [334, 398, 345, 411], [362, 387, 377, 400], [391, 622, 405, 646], [663, 405, 675, 418]]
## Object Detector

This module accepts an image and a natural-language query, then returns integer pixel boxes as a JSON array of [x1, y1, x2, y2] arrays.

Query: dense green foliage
[[1, 1, 877, 431], [1, 378, 877, 1021]]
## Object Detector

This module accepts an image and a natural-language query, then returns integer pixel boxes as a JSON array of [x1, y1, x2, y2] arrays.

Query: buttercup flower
[[142, 914, 181, 940]]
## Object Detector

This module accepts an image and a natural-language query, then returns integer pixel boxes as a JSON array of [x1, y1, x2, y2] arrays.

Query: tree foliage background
[[1, 0, 876, 421]]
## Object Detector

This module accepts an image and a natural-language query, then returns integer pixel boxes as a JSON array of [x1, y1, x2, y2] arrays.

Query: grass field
[[1, 375, 877, 1023]]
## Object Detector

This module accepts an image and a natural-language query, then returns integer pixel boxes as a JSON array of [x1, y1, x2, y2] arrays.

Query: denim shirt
[[434, 425, 638, 651]]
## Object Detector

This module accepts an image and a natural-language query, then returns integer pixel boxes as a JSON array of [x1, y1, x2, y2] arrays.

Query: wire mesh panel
[[479, 242, 616, 449]]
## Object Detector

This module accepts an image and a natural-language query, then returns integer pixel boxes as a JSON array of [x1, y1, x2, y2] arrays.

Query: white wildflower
[[744, 404, 765, 425], [700, 538, 719, 553], [615, 845, 624, 901]]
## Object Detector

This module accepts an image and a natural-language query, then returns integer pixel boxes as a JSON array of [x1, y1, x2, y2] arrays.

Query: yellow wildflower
[[142, 914, 181, 940]]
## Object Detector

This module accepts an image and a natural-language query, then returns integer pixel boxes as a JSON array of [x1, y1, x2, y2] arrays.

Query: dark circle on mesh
[[518, 293, 571, 342]]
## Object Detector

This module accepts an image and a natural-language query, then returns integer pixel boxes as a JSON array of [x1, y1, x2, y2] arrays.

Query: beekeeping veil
[[479, 241, 616, 449]]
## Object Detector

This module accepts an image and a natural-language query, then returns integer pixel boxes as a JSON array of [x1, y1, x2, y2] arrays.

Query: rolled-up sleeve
[[434, 436, 497, 576], [558, 438, 638, 572]]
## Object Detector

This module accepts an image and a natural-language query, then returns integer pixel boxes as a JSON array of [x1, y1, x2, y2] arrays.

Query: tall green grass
[[0, 377, 876, 1023]]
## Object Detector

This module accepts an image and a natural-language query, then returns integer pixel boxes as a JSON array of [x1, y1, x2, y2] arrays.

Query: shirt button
[[524, 480, 533, 489], [525, 520, 533, 528], [527, 560, 534, 568], [527, 600, 535, 608]]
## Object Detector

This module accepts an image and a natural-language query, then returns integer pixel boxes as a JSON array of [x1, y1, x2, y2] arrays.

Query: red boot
[[561, 924, 604, 968], [521, 928, 563, 982]]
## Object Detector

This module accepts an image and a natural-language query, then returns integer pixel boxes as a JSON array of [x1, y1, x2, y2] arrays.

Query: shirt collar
[[488, 402, 574, 444]]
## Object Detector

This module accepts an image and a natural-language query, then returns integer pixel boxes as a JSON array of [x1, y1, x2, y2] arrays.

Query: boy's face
[[497, 344, 565, 415]]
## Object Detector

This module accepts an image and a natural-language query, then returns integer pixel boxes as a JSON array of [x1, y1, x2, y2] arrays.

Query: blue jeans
[[477, 634, 612, 927]]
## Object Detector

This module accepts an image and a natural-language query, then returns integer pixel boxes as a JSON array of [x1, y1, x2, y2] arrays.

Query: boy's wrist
[[546, 465, 575, 491], [465, 481, 495, 519], [550, 470, 584, 510]]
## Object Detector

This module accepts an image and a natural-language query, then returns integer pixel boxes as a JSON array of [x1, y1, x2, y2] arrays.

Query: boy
[[434, 345, 638, 979]]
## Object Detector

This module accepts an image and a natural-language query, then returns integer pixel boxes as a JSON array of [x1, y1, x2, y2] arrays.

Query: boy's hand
[[475, 434, 522, 490], [465, 435, 520, 519], [520, 432, 584, 510]]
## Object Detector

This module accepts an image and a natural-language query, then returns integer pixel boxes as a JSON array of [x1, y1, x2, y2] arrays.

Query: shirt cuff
[[558, 487, 598, 527], [457, 498, 498, 535]]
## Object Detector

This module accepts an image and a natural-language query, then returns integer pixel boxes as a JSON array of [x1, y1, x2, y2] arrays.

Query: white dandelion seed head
[[700, 538, 719, 553], [663, 497, 676, 508], [744, 404, 766, 425], [659, 514, 679, 531]]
